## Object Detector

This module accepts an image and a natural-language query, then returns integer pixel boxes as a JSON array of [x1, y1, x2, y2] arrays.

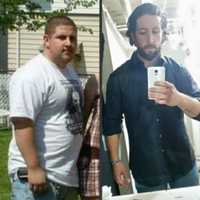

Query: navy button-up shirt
[[104, 51, 200, 186]]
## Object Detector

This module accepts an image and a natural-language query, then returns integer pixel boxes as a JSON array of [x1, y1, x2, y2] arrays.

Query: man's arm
[[104, 72, 130, 187], [11, 117, 47, 194], [84, 74, 99, 127], [106, 134, 130, 187], [149, 81, 200, 118], [176, 92, 200, 118]]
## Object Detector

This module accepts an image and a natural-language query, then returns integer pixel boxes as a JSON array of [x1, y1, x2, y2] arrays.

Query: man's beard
[[137, 46, 161, 61]]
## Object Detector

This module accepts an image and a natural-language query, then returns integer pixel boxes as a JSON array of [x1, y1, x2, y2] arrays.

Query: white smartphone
[[147, 66, 165, 89]]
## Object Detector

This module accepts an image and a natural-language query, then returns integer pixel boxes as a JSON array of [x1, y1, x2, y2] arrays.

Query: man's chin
[[138, 50, 159, 61], [143, 54, 158, 61], [62, 55, 73, 63]]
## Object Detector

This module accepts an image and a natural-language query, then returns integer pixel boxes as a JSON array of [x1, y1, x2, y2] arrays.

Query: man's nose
[[65, 37, 71, 46], [147, 32, 154, 43]]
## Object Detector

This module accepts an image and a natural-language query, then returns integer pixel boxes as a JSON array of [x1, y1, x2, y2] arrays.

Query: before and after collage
[[1, 0, 200, 199]]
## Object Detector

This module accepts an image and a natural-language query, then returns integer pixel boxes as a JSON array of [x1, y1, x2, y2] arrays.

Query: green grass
[[0, 129, 12, 200]]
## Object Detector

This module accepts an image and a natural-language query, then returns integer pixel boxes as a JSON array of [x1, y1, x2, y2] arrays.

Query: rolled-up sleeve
[[177, 66, 200, 121], [103, 72, 123, 136], [177, 67, 200, 99]]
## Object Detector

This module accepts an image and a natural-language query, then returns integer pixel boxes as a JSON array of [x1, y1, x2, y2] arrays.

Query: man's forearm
[[177, 92, 200, 118], [15, 126, 40, 169], [12, 117, 47, 192], [106, 134, 121, 162], [12, 118, 40, 169], [84, 74, 99, 126]]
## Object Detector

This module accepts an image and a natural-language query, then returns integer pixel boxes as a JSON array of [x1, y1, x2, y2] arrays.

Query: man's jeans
[[10, 174, 79, 200], [136, 163, 199, 193]]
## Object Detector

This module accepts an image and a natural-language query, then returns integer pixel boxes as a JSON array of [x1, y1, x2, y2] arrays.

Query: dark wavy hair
[[126, 3, 167, 45]]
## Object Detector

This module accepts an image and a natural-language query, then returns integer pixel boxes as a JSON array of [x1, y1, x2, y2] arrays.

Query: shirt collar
[[130, 50, 166, 68]]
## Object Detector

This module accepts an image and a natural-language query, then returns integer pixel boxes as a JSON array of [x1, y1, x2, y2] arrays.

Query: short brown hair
[[45, 15, 77, 35]]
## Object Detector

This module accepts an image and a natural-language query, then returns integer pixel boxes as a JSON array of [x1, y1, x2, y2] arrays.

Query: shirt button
[[161, 149, 165, 153], [160, 134, 162, 138], [156, 118, 160, 122]]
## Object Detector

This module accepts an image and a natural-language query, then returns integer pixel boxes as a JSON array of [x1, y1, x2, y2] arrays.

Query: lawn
[[0, 129, 11, 200]]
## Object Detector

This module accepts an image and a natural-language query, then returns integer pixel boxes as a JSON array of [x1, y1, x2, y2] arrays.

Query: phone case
[[147, 66, 165, 88]]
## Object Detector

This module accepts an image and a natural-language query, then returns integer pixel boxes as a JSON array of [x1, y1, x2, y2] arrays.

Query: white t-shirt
[[8, 53, 83, 187]]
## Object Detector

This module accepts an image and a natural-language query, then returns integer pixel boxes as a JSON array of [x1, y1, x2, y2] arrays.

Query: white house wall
[[8, 29, 43, 70], [73, 15, 99, 74]]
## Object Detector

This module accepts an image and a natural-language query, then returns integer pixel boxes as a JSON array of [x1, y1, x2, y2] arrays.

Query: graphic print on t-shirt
[[61, 79, 83, 135]]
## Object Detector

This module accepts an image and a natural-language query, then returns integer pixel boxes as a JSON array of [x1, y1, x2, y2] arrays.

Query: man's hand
[[148, 81, 200, 118], [148, 81, 180, 106], [28, 166, 48, 194], [112, 161, 130, 188]]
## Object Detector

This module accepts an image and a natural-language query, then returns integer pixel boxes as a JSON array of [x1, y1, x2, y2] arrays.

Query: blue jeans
[[10, 174, 79, 200], [136, 164, 199, 193]]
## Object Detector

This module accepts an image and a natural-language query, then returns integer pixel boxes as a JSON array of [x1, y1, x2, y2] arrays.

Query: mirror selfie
[[102, 0, 200, 199]]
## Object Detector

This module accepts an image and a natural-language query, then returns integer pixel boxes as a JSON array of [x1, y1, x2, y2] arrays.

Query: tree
[[0, 0, 98, 33]]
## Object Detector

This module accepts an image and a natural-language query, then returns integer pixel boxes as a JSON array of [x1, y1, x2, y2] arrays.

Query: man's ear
[[43, 34, 50, 48], [130, 32, 137, 47], [161, 31, 168, 44]]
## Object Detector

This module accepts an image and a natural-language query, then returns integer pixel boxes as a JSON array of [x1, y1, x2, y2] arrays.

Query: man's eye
[[153, 30, 160, 34], [70, 36, 76, 41], [139, 31, 147, 35], [58, 36, 66, 40]]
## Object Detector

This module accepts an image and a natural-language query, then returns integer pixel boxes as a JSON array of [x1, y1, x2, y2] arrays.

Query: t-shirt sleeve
[[9, 72, 44, 121], [103, 72, 123, 136]]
